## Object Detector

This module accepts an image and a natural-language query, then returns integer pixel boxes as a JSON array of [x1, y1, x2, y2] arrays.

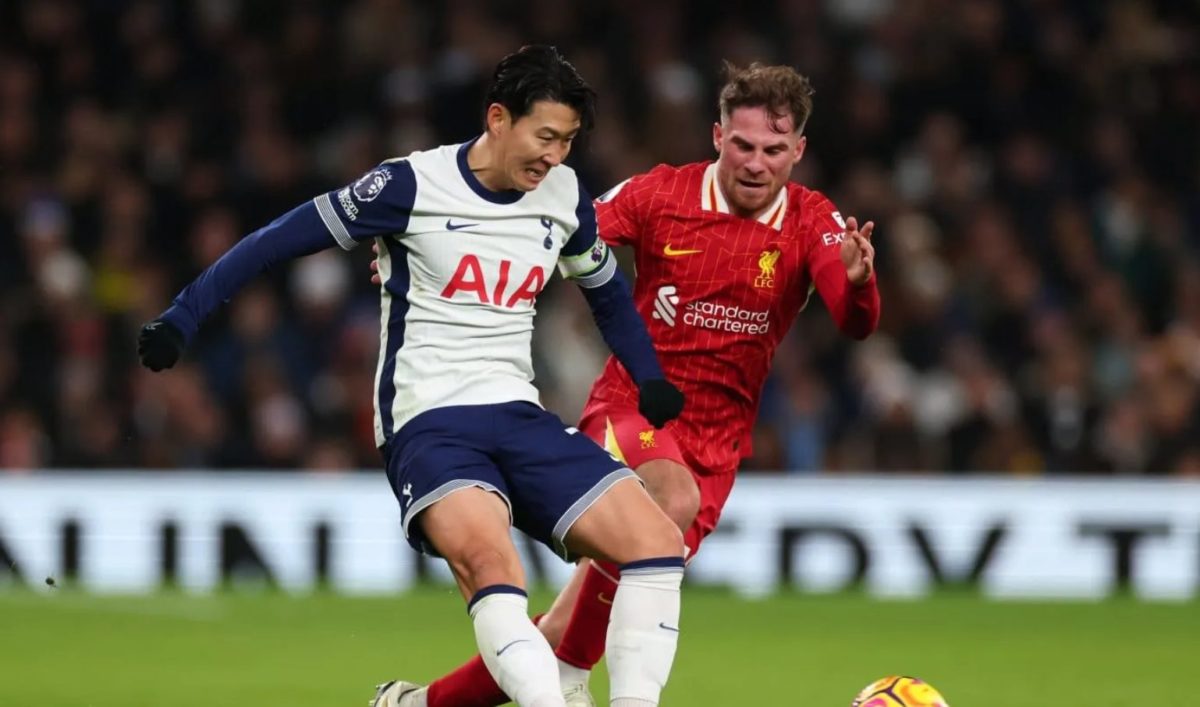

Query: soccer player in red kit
[[374, 63, 879, 707]]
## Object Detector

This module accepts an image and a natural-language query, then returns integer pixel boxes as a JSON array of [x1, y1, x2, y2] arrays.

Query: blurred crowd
[[1, 0, 1198, 475]]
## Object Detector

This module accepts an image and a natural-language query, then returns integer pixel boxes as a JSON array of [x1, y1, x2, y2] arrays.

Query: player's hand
[[370, 243, 382, 286], [840, 216, 876, 286], [638, 378, 685, 429], [137, 319, 185, 371]]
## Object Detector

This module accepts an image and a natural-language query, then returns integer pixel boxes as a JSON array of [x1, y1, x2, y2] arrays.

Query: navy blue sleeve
[[313, 160, 417, 249], [563, 182, 662, 383], [160, 200, 336, 344], [579, 267, 665, 385]]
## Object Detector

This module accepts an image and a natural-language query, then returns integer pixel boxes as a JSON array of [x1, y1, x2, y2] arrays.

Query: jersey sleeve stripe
[[314, 192, 357, 251]]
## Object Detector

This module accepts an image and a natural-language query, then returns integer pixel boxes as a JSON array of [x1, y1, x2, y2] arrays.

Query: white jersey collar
[[700, 162, 787, 231]]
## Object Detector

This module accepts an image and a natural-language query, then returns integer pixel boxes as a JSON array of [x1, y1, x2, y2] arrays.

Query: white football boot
[[369, 680, 426, 707], [561, 682, 597, 707], [370, 676, 591, 706]]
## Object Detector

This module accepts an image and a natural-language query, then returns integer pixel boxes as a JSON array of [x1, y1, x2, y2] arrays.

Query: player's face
[[494, 100, 581, 191], [713, 106, 806, 218]]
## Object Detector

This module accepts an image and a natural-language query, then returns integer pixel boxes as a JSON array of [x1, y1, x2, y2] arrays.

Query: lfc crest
[[755, 249, 781, 288]]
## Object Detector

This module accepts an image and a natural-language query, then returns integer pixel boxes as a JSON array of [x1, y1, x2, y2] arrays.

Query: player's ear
[[793, 135, 807, 164], [485, 103, 509, 136], [712, 122, 723, 154]]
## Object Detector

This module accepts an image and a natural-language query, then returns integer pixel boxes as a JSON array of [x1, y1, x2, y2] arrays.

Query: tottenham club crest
[[352, 168, 392, 202]]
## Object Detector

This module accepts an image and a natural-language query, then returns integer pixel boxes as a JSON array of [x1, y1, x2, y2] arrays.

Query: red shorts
[[578, 402, 736, 559]]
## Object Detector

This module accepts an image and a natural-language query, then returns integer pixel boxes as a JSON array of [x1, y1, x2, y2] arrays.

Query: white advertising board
[[0, 474, 1196, 599]]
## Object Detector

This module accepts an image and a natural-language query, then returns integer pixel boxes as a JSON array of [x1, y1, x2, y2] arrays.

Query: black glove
[[638, 378, 685, 429], [138, 319, 185, 371]]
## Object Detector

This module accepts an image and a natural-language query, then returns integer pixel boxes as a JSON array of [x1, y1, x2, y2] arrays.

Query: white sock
[[470, 587, 565, 707], [557, 658, 591, 692], [605, 558, 685, 706]]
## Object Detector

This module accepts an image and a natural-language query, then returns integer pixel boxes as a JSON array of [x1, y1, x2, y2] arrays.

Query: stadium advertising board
[[0, 474, 1196, 599]]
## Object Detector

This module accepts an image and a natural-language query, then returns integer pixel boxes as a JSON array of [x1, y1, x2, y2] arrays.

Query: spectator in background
[[1, 0, 1198, 475]]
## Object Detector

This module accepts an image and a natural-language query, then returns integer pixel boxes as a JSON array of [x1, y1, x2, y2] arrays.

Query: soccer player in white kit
[[137, 46, 688, 707]]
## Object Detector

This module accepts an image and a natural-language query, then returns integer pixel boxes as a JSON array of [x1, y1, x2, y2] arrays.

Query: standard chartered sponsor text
[[683, 300, 770, 334]]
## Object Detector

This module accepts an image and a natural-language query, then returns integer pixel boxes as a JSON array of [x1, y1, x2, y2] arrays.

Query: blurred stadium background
[[1, 1, 1198, 705]]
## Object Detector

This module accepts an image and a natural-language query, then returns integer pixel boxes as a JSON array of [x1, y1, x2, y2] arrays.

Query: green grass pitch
[[0, 586, 1192, 706]]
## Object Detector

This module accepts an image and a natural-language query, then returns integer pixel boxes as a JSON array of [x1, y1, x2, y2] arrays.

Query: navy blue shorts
[[382, 401, 636, 559]]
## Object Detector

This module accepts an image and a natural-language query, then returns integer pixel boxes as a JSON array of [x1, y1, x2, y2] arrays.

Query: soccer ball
[[851, 676, 949, 707]]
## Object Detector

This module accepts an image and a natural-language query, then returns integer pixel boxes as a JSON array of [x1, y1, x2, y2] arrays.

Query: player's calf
[[606, 556, 685, 706], [470, 586, 566, 707], [418, 489, 564, 706], [565, 479, 685, 706], [536, 561, 591, 648]]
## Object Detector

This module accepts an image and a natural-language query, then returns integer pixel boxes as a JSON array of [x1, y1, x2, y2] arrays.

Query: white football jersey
[[313, 139, 616, 445]]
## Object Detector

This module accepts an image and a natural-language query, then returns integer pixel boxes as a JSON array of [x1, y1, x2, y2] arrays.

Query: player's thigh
[[580, 404, 699, 531], [419, 486, 525, 599], [384, 405, 511, 559], [565, 477, 683, 564], [493, 402, 676, 562], [680, 471, 737, 561]]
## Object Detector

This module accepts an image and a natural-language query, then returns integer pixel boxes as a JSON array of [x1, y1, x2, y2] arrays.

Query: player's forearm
[[579, 269, 665, 384], [161, 201, 335, 343], [816, 266, 881, 340]]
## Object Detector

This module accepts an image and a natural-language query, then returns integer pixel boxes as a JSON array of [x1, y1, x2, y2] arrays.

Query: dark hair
[[718, 61, 815, 134], [485, 45, 596, 132]]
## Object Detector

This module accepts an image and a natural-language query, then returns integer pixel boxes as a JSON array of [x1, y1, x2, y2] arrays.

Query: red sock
[[426, 654, 507, 707], [554, 560, 620, 670], [425, 613, 548, 707]]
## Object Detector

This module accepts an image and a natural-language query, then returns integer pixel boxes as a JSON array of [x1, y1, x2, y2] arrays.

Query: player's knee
[[447, 544, 521, 592], [642, 462, 700, 532], [654, 480, 700, 533], [631, 514, 685, 560]]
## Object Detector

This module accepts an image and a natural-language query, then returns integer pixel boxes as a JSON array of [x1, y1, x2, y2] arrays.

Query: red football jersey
[[585, 161, 880, 475]]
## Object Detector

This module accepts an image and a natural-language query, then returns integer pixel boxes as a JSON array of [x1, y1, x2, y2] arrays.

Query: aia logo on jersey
[[755, 249, 781, 289], [651, 285, 679, 326], [441, 255, 546, 308]]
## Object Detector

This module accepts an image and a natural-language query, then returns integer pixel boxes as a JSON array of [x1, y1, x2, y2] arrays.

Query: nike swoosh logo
[[597, 592, 613, 606], [664, 244, 702, 256], [496, 639, 530, 656], [446, 219, 479, 231], [658, 622, 679, 632]]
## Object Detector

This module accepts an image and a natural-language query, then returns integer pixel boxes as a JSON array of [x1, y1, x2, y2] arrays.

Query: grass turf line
[[0, 587, 1193, 706]]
